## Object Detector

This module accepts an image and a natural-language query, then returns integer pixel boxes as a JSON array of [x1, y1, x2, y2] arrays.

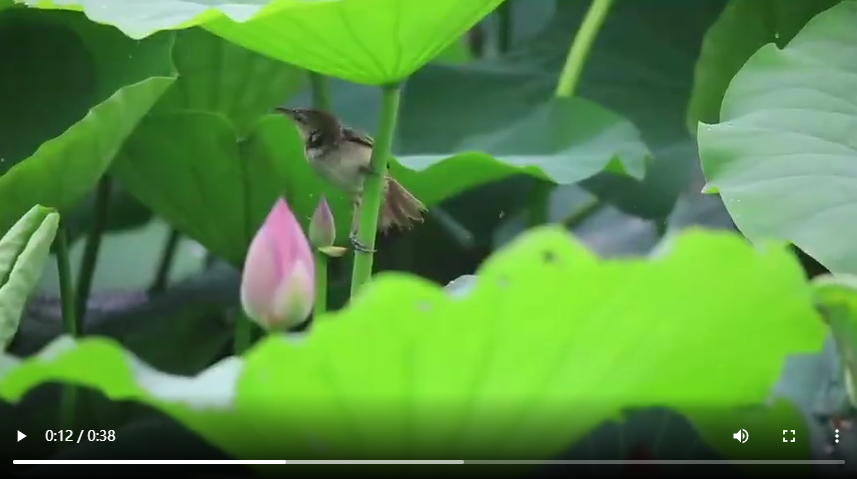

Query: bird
[[276, 107, 426, 253]]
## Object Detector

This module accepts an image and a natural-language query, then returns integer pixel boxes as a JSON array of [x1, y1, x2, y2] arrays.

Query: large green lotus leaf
[[394, 97, 650, 193], [686, 0, 838, 133], [153, 28, 304, 133], [206, 0, 506, 85], [18, 0, 505, 85], [0, 206, 59, 351], [110, 112, 296, 266], [0, 6, 176, 234], [398, 0, 726, 221], [698, 1, 857, 274], [0, 228, 825, 462]]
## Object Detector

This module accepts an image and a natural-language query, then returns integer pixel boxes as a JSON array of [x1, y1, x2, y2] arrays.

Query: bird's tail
[[379, 177, 426, 232]]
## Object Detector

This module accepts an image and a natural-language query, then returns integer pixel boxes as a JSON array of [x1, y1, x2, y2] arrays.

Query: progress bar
[[467, 460, 846, 465], [12, 459, 845, 465]]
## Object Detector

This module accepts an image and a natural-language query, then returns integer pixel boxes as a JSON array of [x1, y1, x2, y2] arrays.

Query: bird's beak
[[275, 108, 311, 143], [274, 107, 296, 118]]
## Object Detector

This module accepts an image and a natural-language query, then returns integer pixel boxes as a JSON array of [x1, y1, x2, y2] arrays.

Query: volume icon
[[732, 429, 748, 443]]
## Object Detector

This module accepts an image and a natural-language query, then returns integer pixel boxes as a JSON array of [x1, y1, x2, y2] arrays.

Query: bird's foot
[[350, 233, 375, 253]]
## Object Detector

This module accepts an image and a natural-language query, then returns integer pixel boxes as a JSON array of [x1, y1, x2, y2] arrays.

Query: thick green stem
[[526, 183, 552, 226], [527, 0, 612, 225], [149, 227, 181, 294], [309, 71, 331, 111], [350, 83, 401, 295], [233, 314, 253, 355], [55, 226, 78, 433], [75, 176, 112, 322], [468, 24, 486, 58], [561, 197, 603, 229], [497, 1, 513, 53], [313, 250, 327, 317], [554, 0, 614, 98]]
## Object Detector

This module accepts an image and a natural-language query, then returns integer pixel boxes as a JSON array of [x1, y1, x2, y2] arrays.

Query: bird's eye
[[308, 130, 323, 148]]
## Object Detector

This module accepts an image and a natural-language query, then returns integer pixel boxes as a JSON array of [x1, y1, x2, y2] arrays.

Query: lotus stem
[[233, 314, 253, 355], [75, 175, 112, 322], [149, 227, 181, 294], [554, 0, 614, 98], [350, 82, 401, 295], [530, 0, 613, 224], [497, 1, 513, 53], [309, 71, 331, 112], [313, 250, 327, 317], [527, 183, 551, 226], [54, 225, 78, 434]]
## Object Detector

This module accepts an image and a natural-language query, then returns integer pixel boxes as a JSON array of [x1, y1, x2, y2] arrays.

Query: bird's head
[[275, 107, 343, 150]]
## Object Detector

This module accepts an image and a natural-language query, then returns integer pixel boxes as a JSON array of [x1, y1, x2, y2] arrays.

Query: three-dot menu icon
[[834, 429, 839, 444]]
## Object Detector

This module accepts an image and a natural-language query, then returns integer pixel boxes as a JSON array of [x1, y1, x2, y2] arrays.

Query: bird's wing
[[343, 127, 396, 175], [343, 127, 374, 148]]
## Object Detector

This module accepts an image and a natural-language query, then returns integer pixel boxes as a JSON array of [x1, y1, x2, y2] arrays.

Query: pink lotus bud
[[240, 198, 315, 330], [308, 197, 335, 248]]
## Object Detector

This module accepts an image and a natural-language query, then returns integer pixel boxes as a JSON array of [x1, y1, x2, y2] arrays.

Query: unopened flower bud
[[240, 198, 315, 330], [308, 197, 336, 248]]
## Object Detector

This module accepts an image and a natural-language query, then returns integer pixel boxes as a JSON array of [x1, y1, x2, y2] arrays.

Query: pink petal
[[266, 199, 301, 267], [240, 225, 280, 323], [241, 198, 316, 330], [271, 259, 315, 328]]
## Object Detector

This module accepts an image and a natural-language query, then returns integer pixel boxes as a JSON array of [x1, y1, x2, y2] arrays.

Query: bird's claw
[[350, 233, 375, 253]]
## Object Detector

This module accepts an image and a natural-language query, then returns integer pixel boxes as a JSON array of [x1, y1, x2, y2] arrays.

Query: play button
[[17, 431, 25, 442]]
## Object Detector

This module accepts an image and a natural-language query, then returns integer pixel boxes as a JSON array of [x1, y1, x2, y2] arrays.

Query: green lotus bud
[[0, 206, 60, 350], [308, 197, 336, 248]]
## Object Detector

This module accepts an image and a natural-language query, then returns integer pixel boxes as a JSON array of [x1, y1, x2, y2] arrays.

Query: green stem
[[560, 197, 603, 229], [497, 0, 513, 53], [529, 0, 612, 227], [149, 228, 181, 294], [313, 250, 327, 317], [468, 24, 486, 58], [75, 176, 112, 322], [526, 183, 552, 226], [350, 83, 401, 296], [309, 71, 331, 111], [233, 314, 253, 355], [554, 0, 614, 98], [54, 226, 78, 433]]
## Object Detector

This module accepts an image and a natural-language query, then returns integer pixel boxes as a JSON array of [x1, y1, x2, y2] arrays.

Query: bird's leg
[[349, 199, 375, 253]]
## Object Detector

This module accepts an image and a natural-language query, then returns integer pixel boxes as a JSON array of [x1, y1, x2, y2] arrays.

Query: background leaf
[[686, 0, 838, 132], [110, 112, 295, 266], [699, 1, 857, 274], [398, 0, 726, 221], [153, 27, 304, 133], [0, 8, 176, 234], [452, 97, 649, 181]]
